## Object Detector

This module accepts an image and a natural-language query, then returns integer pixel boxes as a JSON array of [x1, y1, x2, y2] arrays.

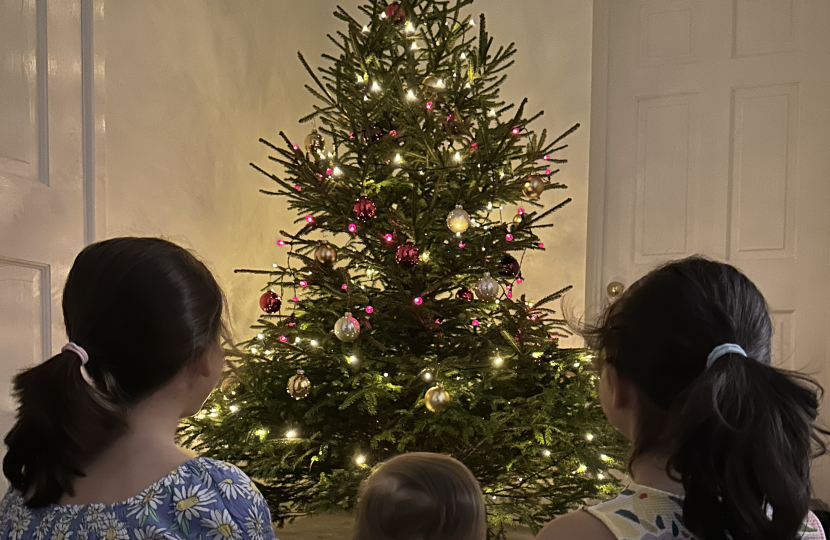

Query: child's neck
[[630, 454, 685, 496]]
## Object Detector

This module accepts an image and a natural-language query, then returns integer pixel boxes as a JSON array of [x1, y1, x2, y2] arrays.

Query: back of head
[[354, 453, 486, 540], [3, 237, 225, 507], [586, 256, 828, 540]]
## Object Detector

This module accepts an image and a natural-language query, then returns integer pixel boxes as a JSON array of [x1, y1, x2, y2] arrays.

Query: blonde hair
[[353, 453, 486, 540]]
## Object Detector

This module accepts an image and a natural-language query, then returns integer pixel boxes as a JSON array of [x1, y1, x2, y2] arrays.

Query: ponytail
[[668, 353, 826, 540], [582, 257, 829, 540], [4, 349, 127, 506]]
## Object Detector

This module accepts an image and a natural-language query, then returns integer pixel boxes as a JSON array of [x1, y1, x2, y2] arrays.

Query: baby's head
[[353, 453, 486, 540]]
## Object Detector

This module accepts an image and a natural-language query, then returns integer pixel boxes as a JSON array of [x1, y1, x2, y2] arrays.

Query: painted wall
[[102, 0, 593, 346]]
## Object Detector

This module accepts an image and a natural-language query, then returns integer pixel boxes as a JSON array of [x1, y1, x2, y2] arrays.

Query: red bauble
[[259, 290, 281, 314], [456, 287, 474, 302], [500, 254, 521, 278], [353, 196, 377, 222], [385, 2, 406, 24], [395, 241, 420, 268]]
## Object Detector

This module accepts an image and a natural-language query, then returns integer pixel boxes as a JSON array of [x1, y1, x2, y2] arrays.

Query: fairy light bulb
[[257, 333, 264, 340], [601, 454, 610, 462], [371, 81, 381, 93], [543, 449, 551, 457], [394, 153, 402, 163], [356, 455, 366, 465], [348, 223, 357, 233], [406, 89, 416, 101], [348, 355, 357, 364], [577, 464, 588, 473], [229, 405, 239, 413], [286, 429, 297, 438], [362, 25, 369, 32], [294, 337, 301, 344], [405, 21, 414, 33], [597, 473, 605, 480], [256, 428, 268, 440], [586, 433, 594, 441], [422, 372, 432, 381], [333, 167, 342, 176], [460, 52, 466, 60], [310, 340, 318, 347], [413, 297, 423, 306], [277, 240, 287, 247], [305, 215, 315, 224], [494, 356, 504, 367], [365, 305, 374, 314], [454, 152, 462, 162], [279, 335, 287, 343], [299, 280, 308, 287]]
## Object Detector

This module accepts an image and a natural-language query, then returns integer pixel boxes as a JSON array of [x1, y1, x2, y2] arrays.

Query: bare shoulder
[[536, 510, 617, 540]]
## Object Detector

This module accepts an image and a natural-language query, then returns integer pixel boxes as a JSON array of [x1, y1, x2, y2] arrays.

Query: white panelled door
[[588, 0, 830, 497], [0, 0, 88, 465]]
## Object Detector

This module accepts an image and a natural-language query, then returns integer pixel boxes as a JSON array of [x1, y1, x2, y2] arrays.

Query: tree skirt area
[[274, 513, 535, 540]]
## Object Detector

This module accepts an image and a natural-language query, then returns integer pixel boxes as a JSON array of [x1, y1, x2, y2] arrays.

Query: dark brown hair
[[3, 237, 225, 507], [586, 256, 828, 540], [353, 453, 486, 540]]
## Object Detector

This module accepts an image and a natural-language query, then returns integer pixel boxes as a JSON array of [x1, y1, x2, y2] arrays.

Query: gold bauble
[[424, 383, 451, 413], [314, 242, 337, 264], [446, 205, 471, 234], [522, 176, 545, 199], [421, 75, 443, 99], [304, 129, 325, 154], [287, 369, 311, 400], [513, 213, 524, 225]]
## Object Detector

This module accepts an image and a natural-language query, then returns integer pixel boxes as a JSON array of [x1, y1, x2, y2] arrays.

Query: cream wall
[[102, 0, 593, 345]]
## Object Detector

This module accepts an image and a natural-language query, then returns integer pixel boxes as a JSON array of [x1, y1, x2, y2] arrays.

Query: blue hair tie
[[706, 343, 746, 369]]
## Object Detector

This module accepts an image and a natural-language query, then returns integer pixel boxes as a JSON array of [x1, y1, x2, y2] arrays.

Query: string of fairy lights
[[195, 3, 617, 491]]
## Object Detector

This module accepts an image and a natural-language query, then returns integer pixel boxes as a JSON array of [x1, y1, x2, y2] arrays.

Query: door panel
[[0, 0, 88, 484], [589, 0, 830, 498]]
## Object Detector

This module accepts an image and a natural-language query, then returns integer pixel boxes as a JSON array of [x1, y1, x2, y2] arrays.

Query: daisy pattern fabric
[[0, 458, 275, 540], [585, 484, 826, 540]]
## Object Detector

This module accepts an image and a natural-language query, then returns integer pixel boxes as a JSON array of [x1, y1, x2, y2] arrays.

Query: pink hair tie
[[61, 342, 89, 366]]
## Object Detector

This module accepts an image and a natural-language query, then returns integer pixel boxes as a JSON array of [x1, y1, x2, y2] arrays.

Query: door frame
[[585, 0, 611, 316]]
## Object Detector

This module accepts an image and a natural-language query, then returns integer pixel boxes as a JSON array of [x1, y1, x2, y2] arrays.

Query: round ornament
[[353, 196, 377, 221], [446, 205, 471, 234], [304, 129, 325, 154], [421, 75, 443, 99], [522, 176, 546, 199], [334, 312, 361, 342], [287, 370, 311, 400], [424, 383, 451, 413], [395, 241, 420, 268], [500, 255, 521, 278], [456, 287, 474, 302], [474, 272, 500, 301], [314, 242, 337, 264], [259, 290, 281, 314], [513, 213, 524, 225], [384, 1, 406, 24]]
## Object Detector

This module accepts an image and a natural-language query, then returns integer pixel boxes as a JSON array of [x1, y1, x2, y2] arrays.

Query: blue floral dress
[[0, 458, 276, 540]]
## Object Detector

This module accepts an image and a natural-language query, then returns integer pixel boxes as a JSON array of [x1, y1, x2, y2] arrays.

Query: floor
[[274, 513, 536, 540]]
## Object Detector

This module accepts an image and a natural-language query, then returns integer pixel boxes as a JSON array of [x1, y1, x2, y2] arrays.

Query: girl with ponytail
[[0, 238, 274, 540], [538, 257, 828, 540]]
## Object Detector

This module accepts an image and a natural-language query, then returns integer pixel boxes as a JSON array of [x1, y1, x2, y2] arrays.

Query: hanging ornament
[[456, 287, 474, 302], [446, 205, 471, 234], [334, 312, 361, 342], [522, 176, 546, 199], [424, 383, 451, 413], [474, 272, 500, 301], [384, 1, 406, 24], [259, 290, 281, 314], [513, 210, 525, 225], [360, 124, 385, 145], [287, 370, 311, 400], [304, 129, 325, 154], [353, 196, 377, 221], [500, 255, 521, 278], [395, 241, 420, 268], [421, 75, 443, 99], [314, 242, 337, 264]]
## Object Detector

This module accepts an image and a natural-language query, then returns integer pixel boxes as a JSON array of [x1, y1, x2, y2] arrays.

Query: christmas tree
[[183, 1, 626, 536]]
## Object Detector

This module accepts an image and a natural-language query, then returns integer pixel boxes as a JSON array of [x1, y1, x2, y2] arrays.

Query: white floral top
[[0, 458, 276, 540], [586, 483, 826, 540]]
